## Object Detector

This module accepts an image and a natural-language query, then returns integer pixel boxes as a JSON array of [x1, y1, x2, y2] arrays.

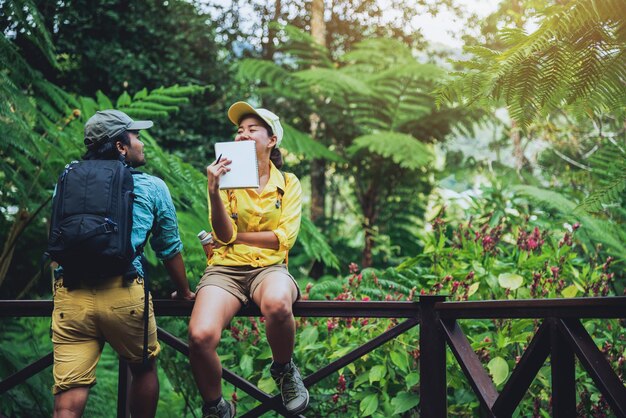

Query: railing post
[[550, 318, 576, 417], [117, 358, 131, 418], [420, 295, 447, 417]]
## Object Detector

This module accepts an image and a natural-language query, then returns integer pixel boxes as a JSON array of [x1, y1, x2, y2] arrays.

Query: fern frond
[[348, 132, 433, 170]]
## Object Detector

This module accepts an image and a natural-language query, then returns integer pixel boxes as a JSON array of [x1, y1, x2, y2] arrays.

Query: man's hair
[[82, 130, 131, 161]]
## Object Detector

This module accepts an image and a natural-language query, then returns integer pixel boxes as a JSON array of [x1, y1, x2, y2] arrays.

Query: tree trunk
[[309, 0, 327, 224], [308, 0, 327, 278], [263, 0, 281, 60], [360, 185, 378, 269], [511, 120, 524, 173]]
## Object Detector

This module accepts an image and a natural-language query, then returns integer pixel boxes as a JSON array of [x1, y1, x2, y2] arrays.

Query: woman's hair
[[82, 130, 131, 161], [240, 113, 283, 169]]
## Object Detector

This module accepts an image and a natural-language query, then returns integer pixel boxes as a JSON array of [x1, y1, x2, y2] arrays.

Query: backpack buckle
[[104, 218, 119, 232]]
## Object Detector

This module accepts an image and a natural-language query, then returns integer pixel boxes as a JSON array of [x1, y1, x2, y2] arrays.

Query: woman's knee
[[188, 323, 222, 351], [261, 296, 293, 322]]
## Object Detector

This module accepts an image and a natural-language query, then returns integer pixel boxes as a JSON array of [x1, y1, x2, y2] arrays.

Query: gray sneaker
[[202, 397, 235, 418], [271, 361, 310, 414]]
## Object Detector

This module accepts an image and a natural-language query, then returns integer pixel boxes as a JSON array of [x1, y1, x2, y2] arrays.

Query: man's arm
[[163, 252, 195, 300]]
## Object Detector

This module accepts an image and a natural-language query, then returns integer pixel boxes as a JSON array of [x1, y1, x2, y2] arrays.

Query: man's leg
[[188, 286, 242, 402], [53, 387, 89, 418], [252, 274, 298, 363], [128, 359, 159, 418]]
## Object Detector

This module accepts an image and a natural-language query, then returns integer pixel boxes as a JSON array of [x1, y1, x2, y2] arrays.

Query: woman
[[189, 102, 307, 418]]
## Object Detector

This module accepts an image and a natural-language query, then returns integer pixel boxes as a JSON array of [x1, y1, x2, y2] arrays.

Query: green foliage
[[0, 318, 53, 417], [348, 132, 432, 170], [441, 0, 626, 129], [238, 25, 476, 268]]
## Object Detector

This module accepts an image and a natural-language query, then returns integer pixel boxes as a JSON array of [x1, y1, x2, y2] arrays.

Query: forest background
[[1, 0, 624, 416]]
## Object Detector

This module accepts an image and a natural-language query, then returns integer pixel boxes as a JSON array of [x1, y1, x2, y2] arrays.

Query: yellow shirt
[[208, 162, 302, 267]]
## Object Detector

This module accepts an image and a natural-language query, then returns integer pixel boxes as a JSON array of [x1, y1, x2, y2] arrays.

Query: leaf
[[257, 377, 277, 393], [299, 326, 319, 346], [561, 284, 578, 298], [239, 354, 253, 377], [369, 364, 387, 384], [405, 372, 420, 389], [467, 282, 480, 296], [487, 357, 509, 385], [391, 391, 420, 415], [116, 91, 132, 107], [348, 132, 433, 171], [390, 350, 409, 373], [498, 273, 524, 290], [360, 393, 379, 416]]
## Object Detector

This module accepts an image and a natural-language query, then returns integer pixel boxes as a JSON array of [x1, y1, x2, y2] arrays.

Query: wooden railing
[[1, 296, 625, 417]]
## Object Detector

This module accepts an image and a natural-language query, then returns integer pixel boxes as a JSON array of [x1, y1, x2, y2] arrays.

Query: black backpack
[[47, 159, 137, 286]]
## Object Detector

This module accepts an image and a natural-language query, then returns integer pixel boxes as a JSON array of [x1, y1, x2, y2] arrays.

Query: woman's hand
[[207, 157, 232, 194]]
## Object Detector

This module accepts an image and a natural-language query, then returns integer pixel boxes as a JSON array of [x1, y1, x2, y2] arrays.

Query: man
[[51, 110, 195, 418]]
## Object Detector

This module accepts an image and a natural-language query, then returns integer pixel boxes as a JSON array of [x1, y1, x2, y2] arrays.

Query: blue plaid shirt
[[131, 173, 183, 277]]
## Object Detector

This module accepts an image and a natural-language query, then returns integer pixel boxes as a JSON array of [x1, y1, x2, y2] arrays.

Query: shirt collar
[[266, 161, 286, 195]]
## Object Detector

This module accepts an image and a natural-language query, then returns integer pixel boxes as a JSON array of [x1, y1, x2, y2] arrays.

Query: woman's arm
[[232, 231, 279, 250], [207, 158, 235, 243]]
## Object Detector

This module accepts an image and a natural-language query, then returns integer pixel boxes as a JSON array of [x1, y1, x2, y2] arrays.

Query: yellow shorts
[[196, 264, 299, 305], [51, 276, 160, 395]]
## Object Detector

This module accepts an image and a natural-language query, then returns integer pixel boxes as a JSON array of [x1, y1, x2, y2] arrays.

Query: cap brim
[[127, 120, 153, 130], [228, 102, 259, 126]]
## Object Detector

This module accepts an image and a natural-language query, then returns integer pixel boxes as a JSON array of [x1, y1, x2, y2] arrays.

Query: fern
[[441, 0, 626, 129], [348, 132, 433, 170]]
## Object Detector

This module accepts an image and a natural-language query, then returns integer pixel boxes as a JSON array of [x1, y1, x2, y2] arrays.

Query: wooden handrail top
[[436, 296, 626, 319], [1, 296, 625, 319]]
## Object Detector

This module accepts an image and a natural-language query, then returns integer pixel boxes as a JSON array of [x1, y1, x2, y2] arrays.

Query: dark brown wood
[[0, 352, 53, 394], [436, 297, 626, 319], [242, 317, 420, 417], [557, 318, 626, 417], [4, 297, 624, 320], [550, 318, 576, 417], [157, 328, 304, 418], [151, 300, 421, 319], [420, 295, 447, 417], [493, 320, 551, 416], [117, 359, 131, 418], [1, 297, 625, 417], [441, 319, 497, 416]]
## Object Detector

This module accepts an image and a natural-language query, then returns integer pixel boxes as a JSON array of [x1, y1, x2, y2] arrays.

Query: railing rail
[[1, 296, 625, 417]]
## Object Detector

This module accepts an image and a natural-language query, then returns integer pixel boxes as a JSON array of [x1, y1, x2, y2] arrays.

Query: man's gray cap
[[84, 110, 153, 148]]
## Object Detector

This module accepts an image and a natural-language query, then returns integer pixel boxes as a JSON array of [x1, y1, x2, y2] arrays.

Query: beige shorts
[[51, 276, 160, 395], [196, 264, 299, 305]]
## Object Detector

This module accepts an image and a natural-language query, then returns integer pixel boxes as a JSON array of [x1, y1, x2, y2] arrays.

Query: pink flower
[[362, 296, 370, 301]]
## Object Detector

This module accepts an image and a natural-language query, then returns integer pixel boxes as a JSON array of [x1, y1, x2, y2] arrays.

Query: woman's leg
[[188, 286, 241, 402], [251, 274, 298, 364]]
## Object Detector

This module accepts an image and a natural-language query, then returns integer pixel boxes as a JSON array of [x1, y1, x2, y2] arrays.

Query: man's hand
[[171, 289, 195, 301]]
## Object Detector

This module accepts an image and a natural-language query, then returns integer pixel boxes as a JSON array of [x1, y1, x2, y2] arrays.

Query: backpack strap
[[129, 168, 152, 365]]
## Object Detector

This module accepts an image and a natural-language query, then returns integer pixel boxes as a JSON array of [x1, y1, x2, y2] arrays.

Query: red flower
[[327, 319, 336, 331]]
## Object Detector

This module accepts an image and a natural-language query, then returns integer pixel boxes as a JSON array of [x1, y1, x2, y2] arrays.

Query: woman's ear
[[268, 135, 277, 149]]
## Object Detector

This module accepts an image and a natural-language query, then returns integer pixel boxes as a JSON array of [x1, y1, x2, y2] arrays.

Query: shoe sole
[[285, 388, 310, 415]]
